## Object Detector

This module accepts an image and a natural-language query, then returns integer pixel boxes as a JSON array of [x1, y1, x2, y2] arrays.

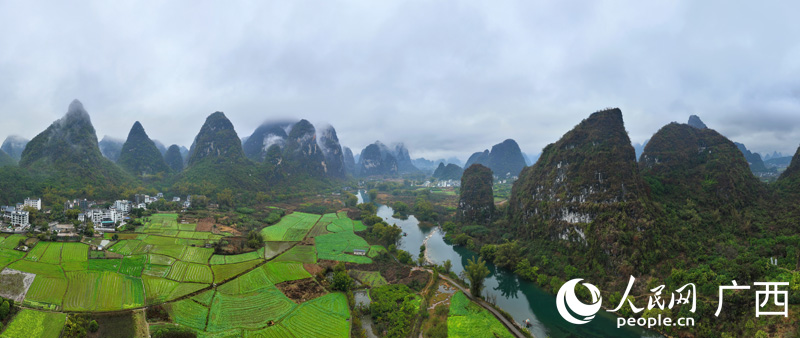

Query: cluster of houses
[[421, 179, 461, 188], [0, 198, 42, 232], [134, 193, 191, 209], [0, 192, 194, 235]]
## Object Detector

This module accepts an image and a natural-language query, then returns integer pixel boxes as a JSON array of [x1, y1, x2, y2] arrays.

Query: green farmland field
[[206, 285, 296, 332], [273, 245, 316, 264], [447, 291, 513, 338], [280, 293, 350, 338], [315, 231, 372, 264], [260, 212, 319, 241], [211, 259, 263, 283], [0, 309, 66, 338], [350, 270, 387, 288], [0, 210, 393, 337], [262, 262, 311, 284]]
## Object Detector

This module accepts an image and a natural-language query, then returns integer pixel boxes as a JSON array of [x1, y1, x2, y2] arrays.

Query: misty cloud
[[1, 1, 799, 161]]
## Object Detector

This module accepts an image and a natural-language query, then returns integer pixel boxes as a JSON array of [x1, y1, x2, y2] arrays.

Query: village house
[[24, 197, 42, 210]]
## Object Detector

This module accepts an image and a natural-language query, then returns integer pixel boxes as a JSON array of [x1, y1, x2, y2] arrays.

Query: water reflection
[[494, 268, 521, 299], [359, 190, 660, 338]]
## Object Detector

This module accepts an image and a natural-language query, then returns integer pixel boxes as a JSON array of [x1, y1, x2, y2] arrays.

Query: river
[[358, 190, 660, 338]]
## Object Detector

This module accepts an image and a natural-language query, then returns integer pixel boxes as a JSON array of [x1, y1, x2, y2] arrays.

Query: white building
[[24, 197, 42, 210], [87, 208, 123, 227], [10, 210, 29, 226], [172, 197, 181, 202], [114, 200, 131, 213]]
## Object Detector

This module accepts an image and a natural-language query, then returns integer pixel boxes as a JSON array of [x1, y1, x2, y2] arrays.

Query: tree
[[246, 230, 264, 249], [216, 188, 234, 207], [345, 193, 358, 207], [368, 189, 378, 202], [443, 260, 452, 274], [88, 320, 99, 332], [0, 300, 9, 320], [465, 256, 490, 297], [331, 270, 353, 291]]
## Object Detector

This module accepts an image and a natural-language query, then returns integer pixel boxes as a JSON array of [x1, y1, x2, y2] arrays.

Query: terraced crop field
[[262, 261, 311, 284], [210, 250, 262, 265], [260, 212, 319, 241], [39, 242, 63, 264], [88, 259, 122, 272], [120, 255, 147, 276], [23, 276, 68, 309], [0, 211, 384, 337], [273, 245, 316, 264], [0, 309, 66, 338], [280, 293, 350, 338], [211, 259, 263, 283], [206, 286, 297, 332], [24, 242, 49, 262], [169, 298, 210, 331], [447, 291, 514, 338], [61, 242, 89, 262], [315, 231, 372, 264], [181, 246, 214, 264], [350, 270, 387, 288]]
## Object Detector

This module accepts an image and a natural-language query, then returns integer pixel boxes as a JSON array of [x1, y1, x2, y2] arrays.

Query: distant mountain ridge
[[432, 162, 463, 181], [1, 135, 28, 161], [118, 121, 170, 176], [18, 99, 134, 190], [465, 139, 527, 177], [99, 136, 124, 162]]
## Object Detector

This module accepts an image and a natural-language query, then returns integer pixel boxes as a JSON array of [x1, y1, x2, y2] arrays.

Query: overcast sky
[[2, 1, 800, 161]]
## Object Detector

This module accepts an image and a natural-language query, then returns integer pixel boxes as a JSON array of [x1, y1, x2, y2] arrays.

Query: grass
[[448, 291, 514, 338], [273, 245, 316, 264], [260, 212, 319, 241], [315, 231, 372, 264], [0, 309, 66, 338]]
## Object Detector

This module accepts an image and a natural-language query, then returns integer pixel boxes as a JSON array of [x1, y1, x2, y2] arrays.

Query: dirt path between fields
[[412, 267, 529, 338]]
